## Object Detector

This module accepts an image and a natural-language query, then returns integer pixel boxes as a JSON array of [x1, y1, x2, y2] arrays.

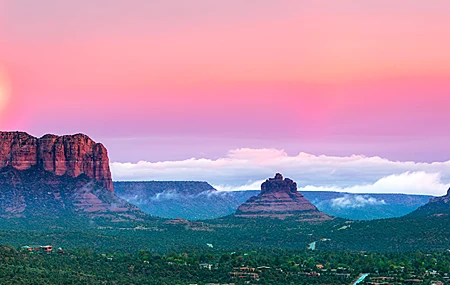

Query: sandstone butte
[[0, 131, 113, 192], [235, 173, 331, 221]]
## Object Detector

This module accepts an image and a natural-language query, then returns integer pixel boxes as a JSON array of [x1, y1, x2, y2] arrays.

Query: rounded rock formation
[[235, 173, 330, 220]]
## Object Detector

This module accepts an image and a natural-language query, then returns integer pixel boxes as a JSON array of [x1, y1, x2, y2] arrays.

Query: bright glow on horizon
[[1, 0, 450, 164], [0, 66, 11, 113]]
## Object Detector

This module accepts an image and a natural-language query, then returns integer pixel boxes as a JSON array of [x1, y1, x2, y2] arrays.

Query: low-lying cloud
[[330, 195, 386, 209], [111, 148, 450, 195], [299, 171, 450, 195], [151, 190, 183, 201], [122, 189, 240, 204]]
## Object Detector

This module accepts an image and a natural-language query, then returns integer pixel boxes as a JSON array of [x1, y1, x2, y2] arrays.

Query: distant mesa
[[235, 173, 331, 221], [0, 131, 113, 192], [114, 181, 240, 220]]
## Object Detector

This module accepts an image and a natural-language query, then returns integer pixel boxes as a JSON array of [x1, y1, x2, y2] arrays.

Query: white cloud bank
[[111, 148, 450, 196], [298, 171, 450, 195]]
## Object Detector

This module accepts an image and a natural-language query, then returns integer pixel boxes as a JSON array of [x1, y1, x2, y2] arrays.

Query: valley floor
[[1, 245, 449, 285]]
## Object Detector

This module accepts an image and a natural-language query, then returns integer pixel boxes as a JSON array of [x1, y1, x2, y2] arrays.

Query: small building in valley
[[199, 263, 213, 270]]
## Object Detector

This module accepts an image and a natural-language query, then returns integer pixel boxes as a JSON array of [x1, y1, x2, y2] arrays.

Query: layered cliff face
[[0, 132, 143, 222], [0, 132, 113, 192], [235, 173, 331, 221]]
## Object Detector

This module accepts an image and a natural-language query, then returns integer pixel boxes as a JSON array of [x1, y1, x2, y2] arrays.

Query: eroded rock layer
[[0, 132, 113, 192]]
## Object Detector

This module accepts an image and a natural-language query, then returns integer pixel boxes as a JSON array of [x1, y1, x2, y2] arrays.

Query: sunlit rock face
[[235, 173, 331, 221], [0, 132, 113, 192], [0, 132, 142, 221]]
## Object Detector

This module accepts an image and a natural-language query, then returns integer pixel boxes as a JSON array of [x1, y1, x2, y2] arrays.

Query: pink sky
[[1, 0, 450, 162]]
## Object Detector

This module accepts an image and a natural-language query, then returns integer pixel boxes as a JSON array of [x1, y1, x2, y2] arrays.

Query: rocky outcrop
[[429, 188, 450, 204], [0, 165, 141, 221], [0, 132, 113, 192], [407, 188, 450, 217], [235, 173, 331, 220]]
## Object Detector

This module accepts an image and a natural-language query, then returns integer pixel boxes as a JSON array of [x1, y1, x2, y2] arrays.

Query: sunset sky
[[1, 1, 450, 193]]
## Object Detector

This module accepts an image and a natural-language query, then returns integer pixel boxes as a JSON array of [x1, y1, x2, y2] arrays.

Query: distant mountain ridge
[[115, 181, 432, 220], [307, 191, 433, 220], [115, 181, 241, 220], [115, 181, 216, 196]]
